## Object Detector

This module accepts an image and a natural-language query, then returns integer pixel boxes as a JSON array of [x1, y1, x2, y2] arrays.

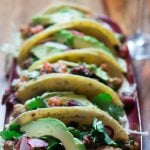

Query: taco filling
[[13, 60, 122, 90], [0, 117, 137, 150], [11, 92, 95, 117], [32, 7, 86, 26], [9, 91, 126, 127], [20, 6, 89, 39], [22, 29, 112, 68]]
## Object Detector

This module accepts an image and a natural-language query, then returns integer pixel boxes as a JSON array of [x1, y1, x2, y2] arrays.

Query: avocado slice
[[54, 29, 113, 56], [21, 118, 85, 150], [30, 42, 68, 59], [32, 7, 85, 25]]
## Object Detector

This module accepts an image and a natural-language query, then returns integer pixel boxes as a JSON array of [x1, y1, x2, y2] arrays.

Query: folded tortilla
[[38, 2, 92, 16], [18, 19, 119, 66], [12, 107, 128, 141], [29, 48, 123, 78], [15, 73, 123, 106]]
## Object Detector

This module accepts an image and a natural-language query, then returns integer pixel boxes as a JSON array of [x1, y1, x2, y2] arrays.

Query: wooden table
[[0, 0, 150, 149]]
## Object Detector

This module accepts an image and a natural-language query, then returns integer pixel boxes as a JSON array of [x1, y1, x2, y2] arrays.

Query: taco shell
[[12, 107, 128, 141], [15, 73, 123, 106]]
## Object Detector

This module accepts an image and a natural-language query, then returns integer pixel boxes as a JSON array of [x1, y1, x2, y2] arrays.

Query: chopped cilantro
[[68, 127, 80, 138], [25, 96, 47, 110], [41, 136, 61, 150], [108, 104, 124, 123], [9, 123, 21, 132], [93, 93, 112, 110], [92, 119, 116, 145], [93, 93, 124, 121], [0, 130, 21, 140]]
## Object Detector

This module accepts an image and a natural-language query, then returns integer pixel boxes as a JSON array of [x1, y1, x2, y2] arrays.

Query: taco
[[32, 2, 92, 26], [14, 49, 123, 92], [0, 107, 139, 149], [20, 2, 92, 39], [15, 73, 122, 105], [9, 73, 130, 127], [17, 19, 120, 68]]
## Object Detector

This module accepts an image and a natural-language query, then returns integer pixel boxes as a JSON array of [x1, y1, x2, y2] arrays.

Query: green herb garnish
[[0, 130, 21, 140], [93, 93, 124, 121], [25, 96, 47, 110], [92, 118, 116, 145]]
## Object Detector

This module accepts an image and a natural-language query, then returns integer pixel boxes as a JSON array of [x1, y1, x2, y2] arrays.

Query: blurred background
[[0, 0, 150, 42]]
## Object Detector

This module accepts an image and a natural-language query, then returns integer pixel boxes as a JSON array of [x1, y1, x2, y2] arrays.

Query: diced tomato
[[47, 96, 61, 106], [70, 30, 85, 37], [100, 63, 108, 72], [40, 63, 53, 74], [30, 25, 44, 34]]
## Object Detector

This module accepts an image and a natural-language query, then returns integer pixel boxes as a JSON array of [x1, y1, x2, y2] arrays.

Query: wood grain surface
[[0, 0, 150, 149]]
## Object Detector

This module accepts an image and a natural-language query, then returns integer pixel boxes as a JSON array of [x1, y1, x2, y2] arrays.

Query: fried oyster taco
[[17, 19, 121, 69], [8, 73, 130, 128], [0, 107, 138, 150]]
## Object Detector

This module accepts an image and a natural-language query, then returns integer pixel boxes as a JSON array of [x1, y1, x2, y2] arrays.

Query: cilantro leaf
[[68, 127, 80, 138], [25, 96, 47, 110], [93, 93, 112, 110], [93, 118, 104, 132], [92, 119, 116, 145], [47, 142, 58, 150], [93, 93, 124, 122], [9, 123, 21, 132], [0, 130, 21, 140], [41, 136, 60, 150], [108, 104, 124, 121], [103, 132, 116, 145]]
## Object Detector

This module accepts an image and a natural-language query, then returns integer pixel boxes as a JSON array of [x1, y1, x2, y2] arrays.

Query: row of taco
[[0, 3, 138, 150]]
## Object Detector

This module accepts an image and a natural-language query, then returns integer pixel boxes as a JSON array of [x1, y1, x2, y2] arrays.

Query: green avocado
[[30, 42, 68, 59], [32, 7, 85, 25], [21, 118, 85, 150], [54, 29, 113, 56]]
